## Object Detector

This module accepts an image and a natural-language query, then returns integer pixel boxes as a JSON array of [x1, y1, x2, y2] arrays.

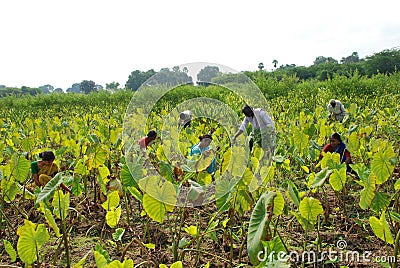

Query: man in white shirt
[[232, 105, 275, 151], [327, 99, 346, 122]]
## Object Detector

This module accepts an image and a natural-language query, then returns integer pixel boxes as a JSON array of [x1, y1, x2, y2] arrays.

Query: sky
[[1, 0, 399, 90]]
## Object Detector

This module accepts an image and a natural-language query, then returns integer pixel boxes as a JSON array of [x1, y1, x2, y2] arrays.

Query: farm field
[[0, 72, 399, 267]]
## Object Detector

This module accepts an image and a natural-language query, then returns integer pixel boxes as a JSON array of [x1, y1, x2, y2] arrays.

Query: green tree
[[149, 68, 192, 86], [39, 84, 54, 94], [53, 88, 63, 93], [197, 66, 220, 83], [66, 83, 81, 93], [258, 62, 264, 70], [80, 80, 97, 94], [365, 48, 400, 75], [106, 82, 120, 91], [272, 59, 278, 68], [313, 56, 338, 65], [125, 69, 156, 91], [340, 52, 360, 64]]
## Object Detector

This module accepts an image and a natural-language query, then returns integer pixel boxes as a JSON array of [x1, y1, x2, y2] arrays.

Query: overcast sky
[[1, 0, 399, 90]]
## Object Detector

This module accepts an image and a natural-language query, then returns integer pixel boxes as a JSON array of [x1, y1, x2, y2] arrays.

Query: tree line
[[0, 47, 399, 97]]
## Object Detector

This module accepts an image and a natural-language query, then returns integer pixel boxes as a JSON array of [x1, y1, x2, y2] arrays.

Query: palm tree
[[272, 59, 278, 68]]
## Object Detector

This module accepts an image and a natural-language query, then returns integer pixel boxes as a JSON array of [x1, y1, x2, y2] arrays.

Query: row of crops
[[0, 72, 399, 267]]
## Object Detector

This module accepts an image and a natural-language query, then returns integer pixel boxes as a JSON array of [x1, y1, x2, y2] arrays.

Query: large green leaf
[[222, 147, 247, 177], [235, 189, 252, 213], [371, 146, 395, 184], [195, 150, 215, 173], [126, 186, 143, 203], [142, 194, 167, 223], [350, 163, 370, 181], [74, 159, 88, 176], [369, 212, 394, 244], [52, 190, 70, 220], [88, 146, 107, 170], [94, 250, 109, 267], [17, 220, 50, 265], [311, 168, 332, 188], [286, 180, 300, 208], [329, 165, 346, 191], [1, 174, 19, 203], [247, 191, 277, 265], [359, 174, 376, 210], [320, 152, 341, 170], [293, 129, 309, 152], [139, 176, 177, 223], [4, 239, 17, 262], [11, 154, 30, 183], [299, 197, 323, 226], [106, 207, 122, 228], [99, 166, 110, 180], [120, 163, 140, 188], [102, 191, 121, 211], [197, 171, 212, 186], [215, 178, 237, 212], [273, 190, 285, 216], [260, 165, 274, 186], [159, 161, 174, 182], [35, 172, 64, 205], [346, 132, 360, 156], [370, 191, 390, 214], [39, 202, 61, 237], [139, 176, 177, 209]]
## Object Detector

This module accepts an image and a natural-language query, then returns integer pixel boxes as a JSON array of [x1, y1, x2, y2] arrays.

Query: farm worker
[[319, 132, 358, 178], [190, 134, 216, 174], [179, 110, 192, 128], [138, 130, 157, 150], [327, 99, 346, 122], [232, 104, 275, 152], [31, 151, 71, 192]]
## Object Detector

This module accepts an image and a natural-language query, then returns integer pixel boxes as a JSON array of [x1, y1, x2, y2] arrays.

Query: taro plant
[[35, 172, 73, 267], [247, 191, 289, 267], [17, 219, 50, 267]]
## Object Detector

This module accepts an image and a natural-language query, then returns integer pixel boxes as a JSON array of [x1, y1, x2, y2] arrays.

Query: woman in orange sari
[[31, 151, 70, 192]]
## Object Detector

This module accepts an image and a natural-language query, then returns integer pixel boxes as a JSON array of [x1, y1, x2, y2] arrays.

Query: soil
[[0, 183, 396, 268]]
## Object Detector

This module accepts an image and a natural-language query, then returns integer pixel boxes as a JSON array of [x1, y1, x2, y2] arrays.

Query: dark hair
[[330, 132, 342, 142], [242, 105, 253, 116], [147, 130, 157, 138], [199, 134, 212, 141], [39, 151, 55, 161]]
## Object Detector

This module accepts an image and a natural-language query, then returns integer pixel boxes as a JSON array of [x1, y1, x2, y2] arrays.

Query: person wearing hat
[[179, 110, 192, 128], [327, 99, 346, 122]]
